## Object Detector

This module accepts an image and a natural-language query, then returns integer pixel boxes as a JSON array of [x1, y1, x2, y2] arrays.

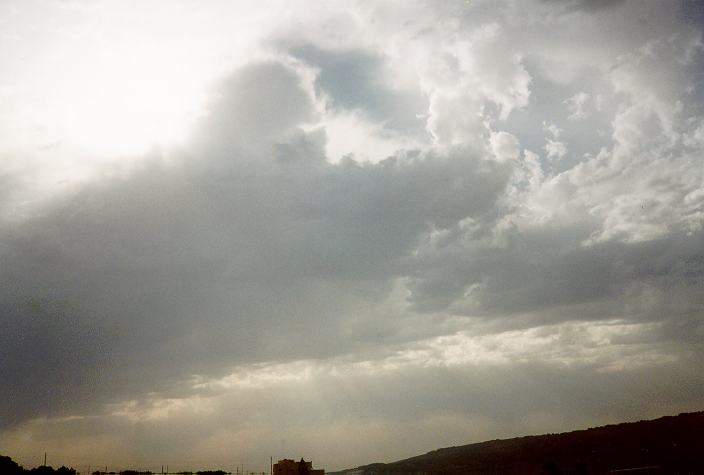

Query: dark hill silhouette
[[330, 411, 704, 474]]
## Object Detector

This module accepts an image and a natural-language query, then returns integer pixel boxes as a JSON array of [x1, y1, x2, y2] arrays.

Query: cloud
[[3, 336, 702, 471], [0, 57, 513, 431], [564, 92, 591, 120], [1, 0, 704, 470], [544, 138, 568, 160], [490, 131, 521, 162], [542, 0, 626, 14]]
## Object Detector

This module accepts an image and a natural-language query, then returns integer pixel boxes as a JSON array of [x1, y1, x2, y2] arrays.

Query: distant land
[[329, 411, 704, 474]]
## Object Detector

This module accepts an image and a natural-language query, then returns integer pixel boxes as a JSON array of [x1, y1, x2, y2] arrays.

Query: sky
[[1, 0, 703, 472]]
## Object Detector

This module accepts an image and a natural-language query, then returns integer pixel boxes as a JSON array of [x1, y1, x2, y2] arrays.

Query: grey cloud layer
[[0, 61, 510, 429], [1, 0, 703, 468]]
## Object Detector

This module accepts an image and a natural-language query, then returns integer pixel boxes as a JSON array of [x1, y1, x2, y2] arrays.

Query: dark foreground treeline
[[91, 472, 228, 475], [0, 456, 75, 475], [331, 411, 704, 475], [91, 471, 229, 475], [0, 458, 230, 475], [93, 471, 229, 475]]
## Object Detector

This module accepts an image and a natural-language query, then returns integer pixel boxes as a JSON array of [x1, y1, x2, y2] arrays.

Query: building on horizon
[[273, 458, 324, 475]]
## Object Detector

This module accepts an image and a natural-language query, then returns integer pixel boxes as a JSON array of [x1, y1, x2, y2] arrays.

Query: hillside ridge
[[330, 411, 704, 474]]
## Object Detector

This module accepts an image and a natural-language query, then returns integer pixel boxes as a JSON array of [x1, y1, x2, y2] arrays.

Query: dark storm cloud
[[406, 223, 704, 322], [0, 60, 511, 429], [0, 298, 109, 428], [542, 0, 625, 13]]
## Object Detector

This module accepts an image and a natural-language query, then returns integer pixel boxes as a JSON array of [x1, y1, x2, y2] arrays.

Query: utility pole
[[44, 452, 47, 467]]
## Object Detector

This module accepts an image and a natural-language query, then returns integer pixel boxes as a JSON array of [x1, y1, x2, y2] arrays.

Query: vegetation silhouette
[[0, 459, 234, 475], [90, 471, 230, 475], [0, 456, 76, 475]]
